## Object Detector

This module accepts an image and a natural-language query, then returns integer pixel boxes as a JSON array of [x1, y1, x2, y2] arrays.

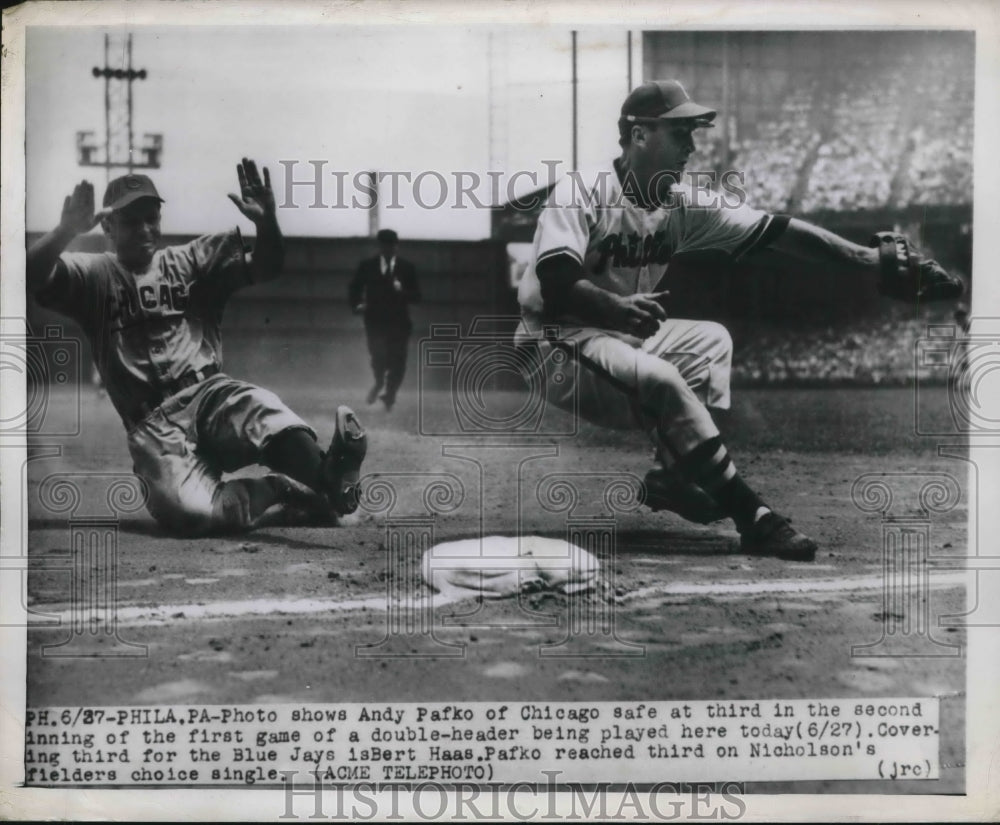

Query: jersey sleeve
[[533, 175, 596, 267], [673, 194, 788, 261], [166, 229, 250, 295], [34, 253, 107, 324]]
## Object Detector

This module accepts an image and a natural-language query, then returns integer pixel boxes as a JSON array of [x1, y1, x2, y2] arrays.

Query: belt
[[129, 364, 221, 425]]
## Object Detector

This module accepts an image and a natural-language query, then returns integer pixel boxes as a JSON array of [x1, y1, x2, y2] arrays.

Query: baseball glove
[[869, 232, 965, 303]]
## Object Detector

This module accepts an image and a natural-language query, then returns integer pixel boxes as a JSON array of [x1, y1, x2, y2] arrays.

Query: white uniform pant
[[516, 317, 732, 458]]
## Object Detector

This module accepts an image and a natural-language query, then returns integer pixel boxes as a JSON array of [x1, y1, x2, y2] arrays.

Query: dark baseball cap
[[103, 174, 164, 211], [620, 80, 716, 125]]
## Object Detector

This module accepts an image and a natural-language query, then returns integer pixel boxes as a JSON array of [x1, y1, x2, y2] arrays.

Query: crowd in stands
[[686, 128, 725, 185], [728, 84, 820, 213], [684, 45, 973, 214], [797, 54, 912, 212], [655, 37, 972, 388], [900, 120, 974, 207], [730, 305, 962, 387], [894, 51, 975, 207]]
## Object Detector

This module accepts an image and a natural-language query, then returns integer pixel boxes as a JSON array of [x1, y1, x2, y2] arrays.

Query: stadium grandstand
[[646, 30, 974, 215]]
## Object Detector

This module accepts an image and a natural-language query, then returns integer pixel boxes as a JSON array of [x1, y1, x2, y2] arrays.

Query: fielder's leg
[[641, 319, 815, 560], [540, 326, 816, 561], [642, 319, 733, 522], [635, 349, 816, 562]]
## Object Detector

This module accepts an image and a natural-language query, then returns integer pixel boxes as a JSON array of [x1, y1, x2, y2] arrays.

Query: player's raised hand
[[228, 158, 276, 224], [58, 181, 103, 236]]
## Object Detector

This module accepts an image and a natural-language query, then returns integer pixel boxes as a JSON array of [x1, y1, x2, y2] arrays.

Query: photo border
[[3, 0, 998, 820]]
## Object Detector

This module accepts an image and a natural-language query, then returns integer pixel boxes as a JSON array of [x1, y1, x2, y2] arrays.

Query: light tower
[[76, 33, 162, 181]]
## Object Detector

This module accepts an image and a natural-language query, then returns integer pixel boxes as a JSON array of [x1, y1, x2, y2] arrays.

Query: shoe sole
[[329, 406, 368, 515]]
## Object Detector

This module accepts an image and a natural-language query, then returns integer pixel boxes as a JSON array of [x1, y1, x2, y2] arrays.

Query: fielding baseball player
[[516, 80, 964, 561], [27, 159, 367, 536]]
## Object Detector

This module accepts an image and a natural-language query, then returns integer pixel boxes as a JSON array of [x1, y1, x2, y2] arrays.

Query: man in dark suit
[[349, 229, 421, 411]]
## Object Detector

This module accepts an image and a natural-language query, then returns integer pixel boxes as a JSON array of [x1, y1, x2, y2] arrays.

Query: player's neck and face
[[620, 121, 698, 207], [104, 198, 162, 272]]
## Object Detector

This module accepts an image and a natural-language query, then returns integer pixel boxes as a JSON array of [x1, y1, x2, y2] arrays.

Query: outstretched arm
[[762, 217, 963, 301], [27, 181, 104, 295], [228, 158, 284, 283], [764, 218, 879, 275]]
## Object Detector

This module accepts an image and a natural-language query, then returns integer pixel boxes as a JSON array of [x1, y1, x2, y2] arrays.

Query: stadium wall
[[24, 233, 515, 386], [24, 210, 969, 392]]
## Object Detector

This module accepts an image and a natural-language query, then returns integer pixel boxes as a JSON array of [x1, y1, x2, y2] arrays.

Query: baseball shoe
[[259, 474, 335, 526], [739, 511, 817, 562], [321, 406, 368, 516], [366, 385, 382, 405], [642, 468, 725, 524], [379, 394, 394, 412]]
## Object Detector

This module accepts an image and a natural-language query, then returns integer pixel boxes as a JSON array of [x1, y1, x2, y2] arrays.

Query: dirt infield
[[24, 384, 968, 793]]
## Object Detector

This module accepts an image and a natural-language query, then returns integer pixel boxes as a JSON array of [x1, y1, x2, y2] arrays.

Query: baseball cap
[[620, 80, 716, 125], [102, 174, 164, 211]]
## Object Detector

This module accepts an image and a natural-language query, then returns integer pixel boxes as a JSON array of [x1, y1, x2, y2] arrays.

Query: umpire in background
[[349, 229, 421, 411]]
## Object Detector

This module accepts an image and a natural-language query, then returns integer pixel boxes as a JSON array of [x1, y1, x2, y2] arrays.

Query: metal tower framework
[[76, 34, 162, 179]]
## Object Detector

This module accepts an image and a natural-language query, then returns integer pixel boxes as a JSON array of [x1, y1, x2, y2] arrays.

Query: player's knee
[[144, 479, 257, 536], [637, 357, 688, 401], [701, 321, 733, 364], [145, 491, 217, 537]]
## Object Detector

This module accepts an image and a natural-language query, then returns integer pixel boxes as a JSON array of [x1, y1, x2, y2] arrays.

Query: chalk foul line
[[26, 571, 968, 629]]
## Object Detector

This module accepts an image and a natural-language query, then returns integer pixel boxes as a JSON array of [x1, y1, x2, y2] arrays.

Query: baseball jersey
[[517, 164, 784, 321], [36, 230, 249, 425]]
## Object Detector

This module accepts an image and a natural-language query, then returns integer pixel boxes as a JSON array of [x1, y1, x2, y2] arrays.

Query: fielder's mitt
[[870, 232, 965, 303]]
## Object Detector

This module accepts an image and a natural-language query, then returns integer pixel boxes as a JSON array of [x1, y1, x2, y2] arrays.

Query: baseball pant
[[516, 317, 732, 458], [127, 373, 317, 535], [366, 325, 410, 403]]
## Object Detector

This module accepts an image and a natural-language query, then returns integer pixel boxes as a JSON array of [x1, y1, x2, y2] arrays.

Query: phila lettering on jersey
[[517, 165, 788, 321], [36, 230, 250, 423]]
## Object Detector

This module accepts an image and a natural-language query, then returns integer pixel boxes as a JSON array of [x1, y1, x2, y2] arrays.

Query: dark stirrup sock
[[675, 436, 767, 530]]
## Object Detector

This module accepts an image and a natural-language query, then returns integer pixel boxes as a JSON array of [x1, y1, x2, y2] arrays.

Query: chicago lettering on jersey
[[595, 230, 672, 270], [107, 280, 190, 330]]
